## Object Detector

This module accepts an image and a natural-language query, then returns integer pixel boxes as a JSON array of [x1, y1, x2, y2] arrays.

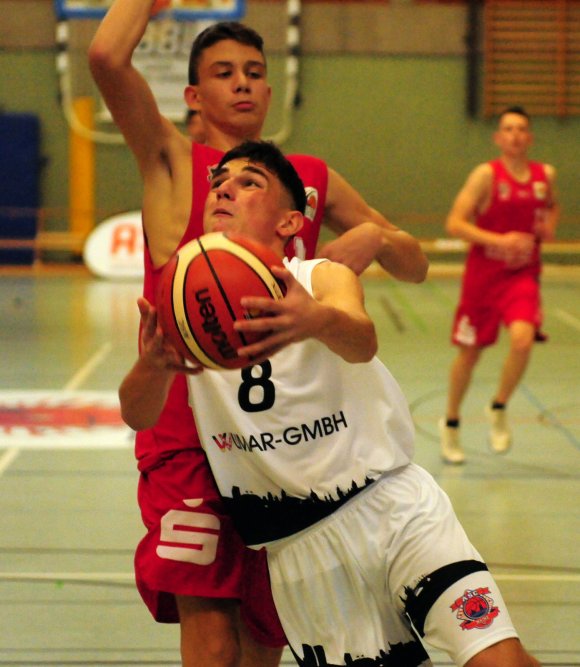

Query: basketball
[[156, 232, 286, 370]]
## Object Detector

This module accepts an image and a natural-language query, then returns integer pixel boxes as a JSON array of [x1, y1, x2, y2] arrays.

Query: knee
[[177, 597, 242, 667], [458, 346, 482, 368], [508, 322, 535, 354], [198, 636, 241, 667], [181, 633, 241, 667], [510, 333, 534, 355]]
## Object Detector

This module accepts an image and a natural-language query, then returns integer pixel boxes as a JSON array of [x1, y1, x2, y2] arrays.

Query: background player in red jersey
[[439, 106, 559, 464], [88, 2, 428, 665]]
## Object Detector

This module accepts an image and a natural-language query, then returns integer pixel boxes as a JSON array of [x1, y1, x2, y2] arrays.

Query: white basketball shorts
[[264, 463, 518, 666]]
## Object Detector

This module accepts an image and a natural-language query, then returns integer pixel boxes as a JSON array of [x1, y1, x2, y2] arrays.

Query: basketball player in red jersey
[[439, 106, 559, 465], [89, 3, 428, 665]]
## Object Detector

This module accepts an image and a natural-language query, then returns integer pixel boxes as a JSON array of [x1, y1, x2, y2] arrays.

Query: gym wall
[[0, 0, 578, 246]]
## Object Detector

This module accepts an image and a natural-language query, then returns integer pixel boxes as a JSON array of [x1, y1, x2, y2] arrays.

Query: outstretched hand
[[137, 297, 203, 375]]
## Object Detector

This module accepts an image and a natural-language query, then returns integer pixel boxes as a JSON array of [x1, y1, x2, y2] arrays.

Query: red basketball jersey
[[465, 159, 551, 282], [136, 142, 328, 469]]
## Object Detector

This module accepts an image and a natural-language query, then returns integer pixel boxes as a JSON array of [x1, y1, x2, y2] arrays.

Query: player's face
[[494, 113, 533, 158], [190, 41, 271, 139], [203, 158, 293, 247]]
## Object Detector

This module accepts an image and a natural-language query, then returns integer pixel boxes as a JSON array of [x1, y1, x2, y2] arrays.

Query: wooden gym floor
[[0, 262, 578, 666]]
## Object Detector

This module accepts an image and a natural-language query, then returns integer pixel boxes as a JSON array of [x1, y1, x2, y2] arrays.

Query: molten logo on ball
[[195, 288, 238, 363], [156, 232, 286, 371]]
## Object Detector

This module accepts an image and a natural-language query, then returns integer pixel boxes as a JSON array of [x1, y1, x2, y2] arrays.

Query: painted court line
[[521, 384, 580, 452], [1, 571, 578, 585], [0, 448, 19, 477], [554, 308, 580, 332], [64, 341, 113, 391]]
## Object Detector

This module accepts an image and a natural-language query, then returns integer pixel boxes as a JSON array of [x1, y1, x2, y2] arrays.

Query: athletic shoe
[[439, 418, 465, 464], [485, 405, 512, 454]]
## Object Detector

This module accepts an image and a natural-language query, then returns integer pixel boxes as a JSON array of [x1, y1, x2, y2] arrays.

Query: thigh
[[452, 299, 500, 348], [501, 274, 541, 329], [176, 595, 240, 667], [385, 465, 519, 667], [266, 485, 432, 666], [135, 450, 246, 620], [135, 450, 286, 647]]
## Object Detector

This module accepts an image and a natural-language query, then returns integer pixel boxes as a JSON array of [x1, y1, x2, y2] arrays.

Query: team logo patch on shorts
[[450, 587, 500, 630]]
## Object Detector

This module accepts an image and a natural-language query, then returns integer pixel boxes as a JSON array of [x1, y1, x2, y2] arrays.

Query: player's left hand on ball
[[234, 265, 319, 361]]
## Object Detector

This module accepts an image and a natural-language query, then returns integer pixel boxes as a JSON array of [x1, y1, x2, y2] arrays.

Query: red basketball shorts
[[452, 272, 541, 348], [134, 448, 286, 648]]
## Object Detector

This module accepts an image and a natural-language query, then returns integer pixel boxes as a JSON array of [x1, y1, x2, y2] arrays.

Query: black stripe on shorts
[[402, 559, 489, 636]]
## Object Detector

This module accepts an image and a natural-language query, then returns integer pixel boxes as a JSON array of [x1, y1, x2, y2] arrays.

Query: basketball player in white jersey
[[90, 8, 428, 665], [120, 140, 540, 667]]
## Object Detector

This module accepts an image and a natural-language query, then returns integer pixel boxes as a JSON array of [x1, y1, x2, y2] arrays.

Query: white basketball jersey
[[187, 257, 414, 545]]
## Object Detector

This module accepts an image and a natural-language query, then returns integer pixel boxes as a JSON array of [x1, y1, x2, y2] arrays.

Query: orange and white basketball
[[156, 232, 286, 370]]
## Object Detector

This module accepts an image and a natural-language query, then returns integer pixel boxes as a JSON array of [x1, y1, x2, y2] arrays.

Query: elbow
[[409, 254, 429, 283], [118, 389, 156, 432], [402, 238, 429, 283], [356, 341, 377, 364], [364, 336, 379, 363], [88, 39, 125, 79], [445, 217, 460, 238], [120, 407, 154, 432], [88, 39, 107, 72], [388, 236, 429, 284], [394, 254, 429, 284], [348, 325, 378, 364], [88, 47, 111, 82], [368, 328, 379, 360]]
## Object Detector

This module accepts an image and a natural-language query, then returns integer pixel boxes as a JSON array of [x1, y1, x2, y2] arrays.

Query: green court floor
[[0, 264, 578, 666]]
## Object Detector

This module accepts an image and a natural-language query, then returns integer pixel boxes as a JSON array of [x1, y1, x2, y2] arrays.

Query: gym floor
[[0, 262, 578, 666]]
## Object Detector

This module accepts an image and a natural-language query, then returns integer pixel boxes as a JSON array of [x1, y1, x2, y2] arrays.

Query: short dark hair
[[188, 22, 266, 85], [498, 105, 530, 123], [215, 140, 306, 214]]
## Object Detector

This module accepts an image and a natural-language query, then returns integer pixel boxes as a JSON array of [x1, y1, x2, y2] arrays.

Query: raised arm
[[119, 298, 202, 431], [317, 168, 428, 283], [88, 0, 179, 168], [235, 262, 377, 364]]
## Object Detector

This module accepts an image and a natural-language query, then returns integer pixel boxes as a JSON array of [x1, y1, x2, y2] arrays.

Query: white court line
[[0, 572, 133, 583], [0, 342, 115, 474], [555, 308, 580, 332], [63, 341, 113, 391], [0, 572, 578, 584], [494, 573, 580, 583], [0, 448, 20, 476]]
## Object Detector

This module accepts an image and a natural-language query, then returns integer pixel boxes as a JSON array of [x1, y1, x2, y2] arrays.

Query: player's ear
[[184, 85, 201, 109], [277, 211, 303, 240]]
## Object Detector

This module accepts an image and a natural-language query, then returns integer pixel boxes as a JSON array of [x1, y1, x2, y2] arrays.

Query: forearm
[[374, 228, 429, 283], [89, 0, 156, 72], [543, 203, 560, 240], [119, 358, 175, 431], [447, 214, 501, 249], [314, 303, 377, 363]]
